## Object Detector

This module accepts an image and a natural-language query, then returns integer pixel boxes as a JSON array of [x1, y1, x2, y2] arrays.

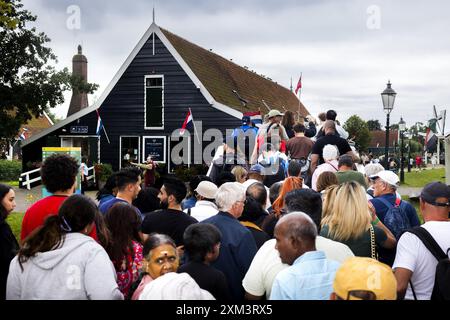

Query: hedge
[[0, 160, 22, 181]]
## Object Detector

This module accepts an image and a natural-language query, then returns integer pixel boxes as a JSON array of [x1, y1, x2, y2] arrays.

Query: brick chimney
[[67, 45, 89, 117]]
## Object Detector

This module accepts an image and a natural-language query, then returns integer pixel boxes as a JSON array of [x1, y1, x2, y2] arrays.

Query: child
[[178, 224, 231, 301]]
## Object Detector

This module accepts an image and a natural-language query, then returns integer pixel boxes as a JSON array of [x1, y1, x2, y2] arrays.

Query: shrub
[[0, 160, 22, 181], [94, 163, 113, 182]]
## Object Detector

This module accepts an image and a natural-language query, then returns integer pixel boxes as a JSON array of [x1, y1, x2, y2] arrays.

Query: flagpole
[[102, 126, 111, 144], [297, 73, 302, 120], [189, 108, 201, 145]]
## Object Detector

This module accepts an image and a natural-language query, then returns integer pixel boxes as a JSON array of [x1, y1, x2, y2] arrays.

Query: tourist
[[0, 184, 18, 300], [7, 195, 123, 300], [184, 181, 219, 222]]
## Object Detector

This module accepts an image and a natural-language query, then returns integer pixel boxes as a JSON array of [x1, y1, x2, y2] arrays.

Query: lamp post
[[381, 81, 397, 169], [407, 134, 412, 173], [399, 117, 406, 183]]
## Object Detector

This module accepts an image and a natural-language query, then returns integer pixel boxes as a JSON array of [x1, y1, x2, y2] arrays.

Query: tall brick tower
[[67, 45, 89, 117]]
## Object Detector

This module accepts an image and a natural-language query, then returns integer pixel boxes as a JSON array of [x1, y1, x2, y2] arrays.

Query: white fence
[[20, 166, 96, 190]]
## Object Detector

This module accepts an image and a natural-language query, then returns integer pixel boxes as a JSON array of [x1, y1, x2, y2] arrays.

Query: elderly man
[[202, 182, 258, 301], [368, 170, 420, 265], [393, 182, 450, 300], [310, 120, 355, 174], [269, 212, 341, 300], [311, 144, 339, 191], [243, 189, 353, 300]]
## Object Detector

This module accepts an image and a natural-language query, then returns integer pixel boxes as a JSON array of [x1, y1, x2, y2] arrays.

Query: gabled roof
[[22, 23, 308, 147], [161, 28, 309, 116]]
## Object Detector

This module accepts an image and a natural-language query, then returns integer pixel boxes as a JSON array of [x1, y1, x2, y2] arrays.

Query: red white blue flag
[[180, 109, 194, 135], [243, 111, 263, 127], [96, 109, 103, 136]]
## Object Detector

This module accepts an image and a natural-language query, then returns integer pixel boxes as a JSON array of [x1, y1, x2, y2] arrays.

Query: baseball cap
[[195, 181, 218, 199], [420, 181, 450, 207], [242, 116, 251, 125], [369, 170, 400, 187], [333, 257, 397, 300], [249, 164, 264, 175], [267, 110, 284, 118]]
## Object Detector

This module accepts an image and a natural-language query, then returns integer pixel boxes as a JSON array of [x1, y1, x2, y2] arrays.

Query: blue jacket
[[369, 193, 420, 227], [202, 211, 258, 301]]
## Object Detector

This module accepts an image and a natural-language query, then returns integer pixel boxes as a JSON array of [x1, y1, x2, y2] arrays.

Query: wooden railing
[[20, 166, 96, 190], [19, 168, 41, 190]]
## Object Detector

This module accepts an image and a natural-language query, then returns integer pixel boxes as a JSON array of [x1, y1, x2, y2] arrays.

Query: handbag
[[369, 225, 379, 260]]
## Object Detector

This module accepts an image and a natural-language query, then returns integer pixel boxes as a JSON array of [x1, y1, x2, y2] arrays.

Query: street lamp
[[399, 117, 406, 183], [381, 81, 397, 169], [406, 133, 412, 173]]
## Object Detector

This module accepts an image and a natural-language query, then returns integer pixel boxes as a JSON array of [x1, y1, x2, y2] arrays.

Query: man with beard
[[141, 177, 198, 246]]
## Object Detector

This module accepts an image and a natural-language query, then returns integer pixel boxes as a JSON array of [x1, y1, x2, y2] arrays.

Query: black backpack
[[407, 227, 450, 301], [377, 197, 412, 240]]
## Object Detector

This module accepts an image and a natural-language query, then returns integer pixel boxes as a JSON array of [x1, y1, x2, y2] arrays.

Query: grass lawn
[[402, 168, 445, 188], [6, 212, 24, 242], [0, 180, 19, 187]]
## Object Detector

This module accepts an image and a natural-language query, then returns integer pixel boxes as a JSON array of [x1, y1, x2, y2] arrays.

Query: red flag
[[295, 75, 302, 95]]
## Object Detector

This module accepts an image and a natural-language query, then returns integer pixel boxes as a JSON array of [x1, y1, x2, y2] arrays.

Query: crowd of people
[[0, 108, 449, 301]]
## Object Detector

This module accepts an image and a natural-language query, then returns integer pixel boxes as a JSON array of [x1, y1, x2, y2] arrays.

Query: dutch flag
[[180, 109, 194, 135], [96, 109, 103, 136]]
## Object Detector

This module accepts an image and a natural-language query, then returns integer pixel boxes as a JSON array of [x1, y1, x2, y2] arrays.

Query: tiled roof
[[369, 130, 399, 148], [19, 114, 53, 139], [161, 28, 309, 117]]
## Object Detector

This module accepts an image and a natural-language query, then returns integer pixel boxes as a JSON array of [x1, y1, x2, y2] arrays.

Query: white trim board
[[22, 23, 241, 147]]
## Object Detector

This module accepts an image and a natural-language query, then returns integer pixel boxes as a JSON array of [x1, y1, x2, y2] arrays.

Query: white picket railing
[[19, 168, 41, 190], [19, 166, 96, 190]]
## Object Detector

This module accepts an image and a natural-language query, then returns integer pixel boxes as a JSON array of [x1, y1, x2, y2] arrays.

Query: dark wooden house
[[21, 22, 309, 173]]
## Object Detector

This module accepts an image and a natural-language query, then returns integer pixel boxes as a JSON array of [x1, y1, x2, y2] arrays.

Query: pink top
[[131, 274, 153, 300], [312, 160, 339, 191]]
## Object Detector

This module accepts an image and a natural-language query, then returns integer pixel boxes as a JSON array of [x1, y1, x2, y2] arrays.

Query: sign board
[[70, 126, 89, 134], [42, 147, 82, 197], [143, 136, 166, 163]]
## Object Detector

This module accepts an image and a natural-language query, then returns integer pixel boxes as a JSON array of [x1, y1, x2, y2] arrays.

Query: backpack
[[377, 197, 411, 240], [407, 227, 450, 301]]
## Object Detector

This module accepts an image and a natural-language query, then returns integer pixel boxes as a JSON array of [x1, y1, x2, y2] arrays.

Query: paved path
[[13, 186, 98, 213]]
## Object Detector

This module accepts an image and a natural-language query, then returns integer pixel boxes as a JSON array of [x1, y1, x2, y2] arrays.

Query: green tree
[[0, 0, 98, 141], [343, 115, 371, 152], [367, 119, 382, 131]]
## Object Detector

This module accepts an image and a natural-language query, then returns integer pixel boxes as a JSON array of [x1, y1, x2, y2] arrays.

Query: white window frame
[[119, 136, 141, 169], [144, 75, 164, 130], [142, 136, 167, 164]]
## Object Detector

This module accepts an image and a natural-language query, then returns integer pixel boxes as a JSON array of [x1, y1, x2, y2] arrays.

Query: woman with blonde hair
[[231, 166, 248, 184], [261, 176, 303, 237], [321, 184, 339, 222], [320, 181, 396, 258]]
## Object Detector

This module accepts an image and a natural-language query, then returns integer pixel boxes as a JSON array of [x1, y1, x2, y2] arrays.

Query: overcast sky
[[22, 0, 449, 134]]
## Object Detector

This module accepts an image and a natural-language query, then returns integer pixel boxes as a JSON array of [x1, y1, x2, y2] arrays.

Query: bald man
[[270, 212, 341, 300]]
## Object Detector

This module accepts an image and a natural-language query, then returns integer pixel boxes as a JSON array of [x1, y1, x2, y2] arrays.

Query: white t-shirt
[[242, 237, 354, 299], [393, 221, 450, 300], [183, 201, 218, 222]]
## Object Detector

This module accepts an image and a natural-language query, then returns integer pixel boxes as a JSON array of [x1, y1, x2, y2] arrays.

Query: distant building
[[21, 22, 309, 175], [368, 130, 399, 156]]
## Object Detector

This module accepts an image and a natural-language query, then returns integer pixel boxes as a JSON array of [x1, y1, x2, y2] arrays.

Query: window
[[145, 75, 164, 129]]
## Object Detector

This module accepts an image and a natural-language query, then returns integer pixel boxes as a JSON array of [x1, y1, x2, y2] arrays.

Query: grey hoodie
[[6, 233, 123, 300]]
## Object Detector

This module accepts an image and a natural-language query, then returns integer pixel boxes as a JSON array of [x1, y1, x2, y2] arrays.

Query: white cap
[[370, 170, 400, 187], [322, 144, 339, 161], [195, 181, 218, 199]]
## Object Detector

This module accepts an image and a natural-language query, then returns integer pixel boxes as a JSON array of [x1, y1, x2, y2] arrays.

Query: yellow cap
[[333, 257, 397, 300]]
